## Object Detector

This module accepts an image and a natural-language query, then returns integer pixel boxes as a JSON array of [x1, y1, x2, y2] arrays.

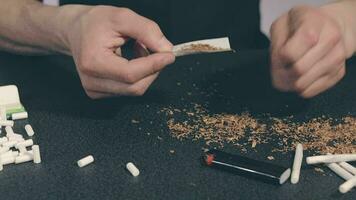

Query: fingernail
[[161, 53, 175, 64], [158, 36, 173, 52]]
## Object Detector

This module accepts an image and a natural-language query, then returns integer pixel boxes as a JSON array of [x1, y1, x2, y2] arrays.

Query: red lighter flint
[[205, 154, 215, 166]]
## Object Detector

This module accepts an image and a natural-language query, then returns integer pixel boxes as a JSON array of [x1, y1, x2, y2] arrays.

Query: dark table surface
[[0, 49, 355, 200]]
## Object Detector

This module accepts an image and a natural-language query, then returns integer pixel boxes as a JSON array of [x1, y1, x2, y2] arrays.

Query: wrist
[[320, 1, 356, 56], [51, 5, 92, 55], [22, 3, 91, 55]]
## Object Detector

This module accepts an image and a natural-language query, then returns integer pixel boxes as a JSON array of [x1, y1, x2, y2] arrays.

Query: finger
[[279, 22, 320, 65], [111, 36, 130, 49], [270, 14, 294, 91], [270, 14, 290, 52], [123, 53, 174, 83], [115, 48, 122, 56], [134, 42, 150, 57], [289, 23, 341, 78], [115, 42, 149, 59], [294, 41, 346, 91], [85, 51, 174, 83], [114, 8, 173, 52], [300, 65, 345, 98], [113, 37, 130, 55], [84, 73, 159, 96], [287, 5, 314, 33]]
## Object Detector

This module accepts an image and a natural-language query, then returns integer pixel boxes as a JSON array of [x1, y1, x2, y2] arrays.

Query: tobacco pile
[[271, 117, 356, 154], [161, 104, 356, 154]]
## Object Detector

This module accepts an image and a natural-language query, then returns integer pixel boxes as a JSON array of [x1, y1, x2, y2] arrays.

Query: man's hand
[[0, 1, 175, 99], [270, 4, 356, 98], [65, 6, 175, 99]]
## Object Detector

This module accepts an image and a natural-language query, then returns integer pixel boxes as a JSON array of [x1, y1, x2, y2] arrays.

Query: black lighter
[[204, 149, 291, 185]]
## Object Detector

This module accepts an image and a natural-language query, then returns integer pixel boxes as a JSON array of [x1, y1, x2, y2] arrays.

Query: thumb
[[116, 9, 173, 52], [270, 14, 294, 91]]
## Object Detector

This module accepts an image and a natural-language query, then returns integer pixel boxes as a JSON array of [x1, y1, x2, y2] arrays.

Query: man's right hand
[[64, 6, 175, 99]]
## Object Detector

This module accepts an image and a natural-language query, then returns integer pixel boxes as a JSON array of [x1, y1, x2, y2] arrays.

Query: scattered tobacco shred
[[131, 119, 140, 124], [267, 156, 275, 160], [161, 104, 356, 154], [270, 117, 356, 154], [314, 167, 325, 174]]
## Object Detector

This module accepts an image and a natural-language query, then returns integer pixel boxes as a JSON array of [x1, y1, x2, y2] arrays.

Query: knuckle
[[302, 28, 319, 46], [85, 91, 100, 100], [279, 47, 294, 63], [78, 56, 94, 75], [289, 6, 299, 15], [109, 7, 135, 25], [270, 14, 287, 37], [288, 6, 304, 17], [144, 20, 162, 37], [304, 7, 322, 20], [81, 78, 97, 93], [271, 77, 290, 92], [328, 29, 341, 45], [293, 81, 304, 93], [95, 5, 111, 11], [299, 92, 312, 99], [339, 66, 346, 78], [334, 51, 346, 65], [138, 20, 163, 43], [289, 6, 315, 23], [291, 63, 305, 77], [87, 5, 106, 15], [121, 70, 137, 84], [150, 58, 163, 73], [270, 21, 277, 31], [80, 77, 90, 88], [270, 18, 281, 33], [145, 20, 160, 31], [299, 89, 314, 98], [117, 7, 134, 18]]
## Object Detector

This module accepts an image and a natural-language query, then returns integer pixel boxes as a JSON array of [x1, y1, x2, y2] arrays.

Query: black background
[[0, 50, 355, 199], [60, 0, 269, 49]]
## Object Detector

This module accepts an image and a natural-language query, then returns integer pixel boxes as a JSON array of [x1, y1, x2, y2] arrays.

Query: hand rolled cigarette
[[114, 37, 232, 58]]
